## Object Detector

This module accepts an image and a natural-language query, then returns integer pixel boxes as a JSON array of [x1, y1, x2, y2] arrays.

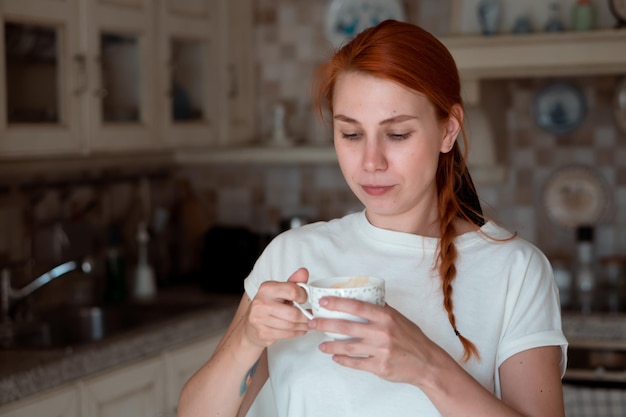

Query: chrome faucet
[[0, 258, 93, 324]]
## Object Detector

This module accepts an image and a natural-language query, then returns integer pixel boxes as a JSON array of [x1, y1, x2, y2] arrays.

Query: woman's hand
[[309, 297, 440, 386], [243, 267, 311, 349]]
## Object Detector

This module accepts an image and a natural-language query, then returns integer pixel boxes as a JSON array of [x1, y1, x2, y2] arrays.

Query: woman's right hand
[[243, 267, 311, 348]]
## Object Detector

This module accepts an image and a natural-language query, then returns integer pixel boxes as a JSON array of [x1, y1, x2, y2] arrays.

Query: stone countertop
[[0, 288, 240, 406]]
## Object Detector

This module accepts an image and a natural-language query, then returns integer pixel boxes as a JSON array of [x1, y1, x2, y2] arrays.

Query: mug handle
[[292, 282, 314, 320]]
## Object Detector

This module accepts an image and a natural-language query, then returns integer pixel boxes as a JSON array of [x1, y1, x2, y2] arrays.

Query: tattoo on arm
[[239, 359, 260, 397]]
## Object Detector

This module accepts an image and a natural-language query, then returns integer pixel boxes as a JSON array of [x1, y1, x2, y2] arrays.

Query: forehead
[[332, 72, 432, 116]]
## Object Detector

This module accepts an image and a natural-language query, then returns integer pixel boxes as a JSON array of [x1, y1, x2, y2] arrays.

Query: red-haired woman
[[179, 20, 567, 417]]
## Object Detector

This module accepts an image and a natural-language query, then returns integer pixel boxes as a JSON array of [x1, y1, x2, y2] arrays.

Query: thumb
[[287, 267, 309, 284]]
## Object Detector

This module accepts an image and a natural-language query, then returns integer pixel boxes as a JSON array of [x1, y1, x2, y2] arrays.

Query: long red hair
[[313, 20, 484, 362]]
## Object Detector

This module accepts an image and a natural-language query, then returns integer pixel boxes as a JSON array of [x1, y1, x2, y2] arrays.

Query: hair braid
[[437, 148, 481, 362]]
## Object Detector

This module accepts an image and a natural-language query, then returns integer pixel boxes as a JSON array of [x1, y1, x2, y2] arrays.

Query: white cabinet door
[[85, 0, 158, 152], [0, 384, 80, 417], [163, 332, 223, 416], [0, 0, 86, 156], [81, 356, 166, 417], [157, 0, 220, 149]]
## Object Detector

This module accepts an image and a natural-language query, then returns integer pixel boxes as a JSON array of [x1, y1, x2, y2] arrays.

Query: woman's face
[[332, 72, 460, 234]]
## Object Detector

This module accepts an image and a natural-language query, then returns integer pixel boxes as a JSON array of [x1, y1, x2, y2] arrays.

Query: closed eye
[[388, 132, 411, 140], [341, 132, 362, 140]]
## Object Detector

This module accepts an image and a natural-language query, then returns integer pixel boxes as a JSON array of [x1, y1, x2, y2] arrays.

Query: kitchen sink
[[1, 302, 210, 349]]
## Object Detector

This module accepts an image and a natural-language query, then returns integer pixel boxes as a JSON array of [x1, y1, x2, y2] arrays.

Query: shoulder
[[459, 221, 553, 278]]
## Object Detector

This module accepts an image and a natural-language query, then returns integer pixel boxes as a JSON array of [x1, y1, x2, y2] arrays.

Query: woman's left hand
[[308, 297, 441, 386]]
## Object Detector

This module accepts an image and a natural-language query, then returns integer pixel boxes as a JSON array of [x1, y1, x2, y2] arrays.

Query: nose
[[362, 138, 387, 172]]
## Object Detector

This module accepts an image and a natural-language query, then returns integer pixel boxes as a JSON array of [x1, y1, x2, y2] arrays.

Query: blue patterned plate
[[533, 82, 586, 135], [325, 0, 406, 48]]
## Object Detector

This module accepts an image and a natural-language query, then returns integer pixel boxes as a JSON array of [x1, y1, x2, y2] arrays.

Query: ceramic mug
[[292, 276, 385, 340]]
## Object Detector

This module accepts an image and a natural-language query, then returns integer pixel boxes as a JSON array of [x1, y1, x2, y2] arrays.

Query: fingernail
[[308, 320, 317, 329], [319, 297, 329, 306]]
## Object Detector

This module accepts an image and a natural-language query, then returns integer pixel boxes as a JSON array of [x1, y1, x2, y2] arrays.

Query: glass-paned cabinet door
[[0, 1, 84, 157], [159, 0, 218, 148], [88, 0, 156, 151]]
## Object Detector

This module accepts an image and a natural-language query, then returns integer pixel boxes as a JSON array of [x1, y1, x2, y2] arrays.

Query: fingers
[[287, 267, 309, 284], [318, 296, 384, 322], [244, 275, 312, 346]]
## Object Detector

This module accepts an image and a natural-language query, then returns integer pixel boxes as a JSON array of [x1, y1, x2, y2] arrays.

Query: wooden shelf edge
[[440, 29, 626, 80]]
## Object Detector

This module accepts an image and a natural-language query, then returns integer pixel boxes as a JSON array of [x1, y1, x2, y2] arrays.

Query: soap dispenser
[[132, 221, 157, 300]]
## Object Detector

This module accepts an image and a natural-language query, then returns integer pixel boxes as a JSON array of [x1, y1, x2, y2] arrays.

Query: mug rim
[[308, 276, 384, 289]]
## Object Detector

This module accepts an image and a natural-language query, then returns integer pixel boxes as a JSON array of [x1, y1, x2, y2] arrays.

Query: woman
[[179, 20, 567, 417]]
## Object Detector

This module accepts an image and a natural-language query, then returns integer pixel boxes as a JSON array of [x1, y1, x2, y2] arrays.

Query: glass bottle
[[104, 226, 127, 304], [575, 225, 595, 313]]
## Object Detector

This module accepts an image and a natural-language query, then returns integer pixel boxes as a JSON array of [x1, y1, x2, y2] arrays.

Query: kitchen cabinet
[[0, 0, 85, 156], [86, 0, 158, 152], [0, 330, 225, 417], [0, 0, 254, 157], [80, 356, 165, 417], [157, 0, 221, 149], [0, 385, 80, 417]]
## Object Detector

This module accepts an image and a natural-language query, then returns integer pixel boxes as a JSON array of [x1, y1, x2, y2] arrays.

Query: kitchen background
[[1, 0, 626, 416], [0, 0, 625, 303]]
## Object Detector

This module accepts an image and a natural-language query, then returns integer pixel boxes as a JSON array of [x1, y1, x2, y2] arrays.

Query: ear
[[440, 104, 463, 153]]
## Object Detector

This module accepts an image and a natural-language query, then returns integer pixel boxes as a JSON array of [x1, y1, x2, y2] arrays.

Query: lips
[[361, 184, 394, 196]]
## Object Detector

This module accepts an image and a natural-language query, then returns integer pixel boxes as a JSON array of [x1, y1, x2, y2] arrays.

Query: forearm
[[419, 355, 526, 417], [178, 317, 266, 417], [418, 346, 564, 417]]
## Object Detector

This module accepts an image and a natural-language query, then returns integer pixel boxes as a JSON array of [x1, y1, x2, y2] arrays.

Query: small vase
[[477, 0, 501, 36]]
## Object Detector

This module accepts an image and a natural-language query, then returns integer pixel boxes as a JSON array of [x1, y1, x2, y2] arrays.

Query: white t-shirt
[[244, 211, 568, 417]]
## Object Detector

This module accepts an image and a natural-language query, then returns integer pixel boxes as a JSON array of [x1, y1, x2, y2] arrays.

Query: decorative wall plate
[[533, 82, 586, 135], [542, 165, 609, 228], [325, 0, 406, 48]]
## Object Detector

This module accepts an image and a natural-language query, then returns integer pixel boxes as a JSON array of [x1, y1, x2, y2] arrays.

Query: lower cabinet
[[0, 331, 224, 417], [0, 386, 80, 417], [80, 356, 165, 417]]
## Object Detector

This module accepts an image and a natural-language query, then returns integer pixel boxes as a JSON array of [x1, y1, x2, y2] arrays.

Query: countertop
[[0, 287, 240, 406]]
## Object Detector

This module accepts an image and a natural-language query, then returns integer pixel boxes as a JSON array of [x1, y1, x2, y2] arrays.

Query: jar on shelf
[[572, 0, 595, 31]]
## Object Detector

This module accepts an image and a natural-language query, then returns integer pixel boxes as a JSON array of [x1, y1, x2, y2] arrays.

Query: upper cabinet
[[157, 0, 220, 149], [86, 0, 157, 152], [0, 0, 254, 158], [0, 0, 85, 156]]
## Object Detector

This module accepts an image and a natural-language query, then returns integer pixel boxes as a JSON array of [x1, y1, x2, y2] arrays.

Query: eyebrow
[[334, 114, 417, 125]]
